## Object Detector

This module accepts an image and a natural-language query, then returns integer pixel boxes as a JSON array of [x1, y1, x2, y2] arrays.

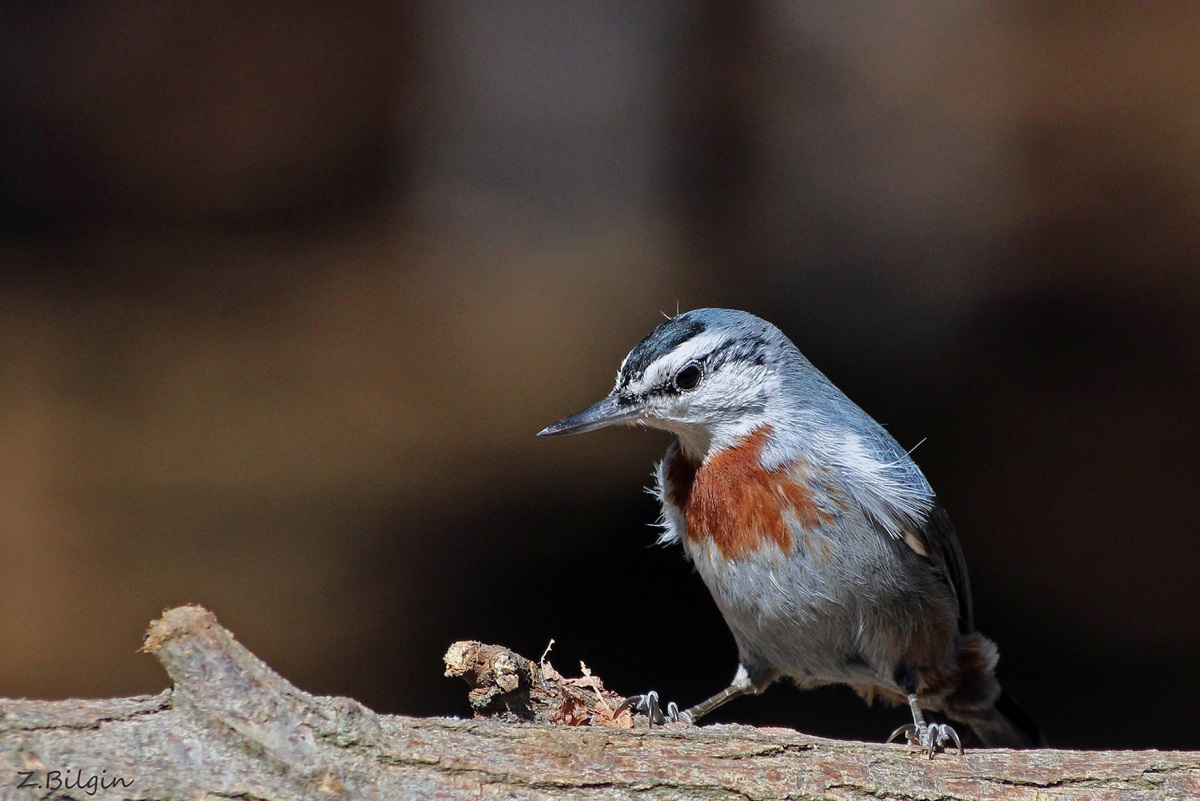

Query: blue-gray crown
[[617, 308, 777, 392]]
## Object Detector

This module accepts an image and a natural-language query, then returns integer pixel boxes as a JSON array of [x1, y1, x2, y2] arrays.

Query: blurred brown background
[[1, 2, 1197, 749]]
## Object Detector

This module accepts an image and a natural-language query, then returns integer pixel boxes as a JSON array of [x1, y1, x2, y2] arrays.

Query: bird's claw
[[615, 691, 693, 727], [887, 721, 963, 758]]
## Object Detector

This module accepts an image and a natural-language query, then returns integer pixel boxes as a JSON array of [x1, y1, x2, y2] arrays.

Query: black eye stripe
[[620, 323, 770, 399]]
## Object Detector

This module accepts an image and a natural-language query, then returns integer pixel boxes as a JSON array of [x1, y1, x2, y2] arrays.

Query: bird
[[538, 308, 1042, 756]]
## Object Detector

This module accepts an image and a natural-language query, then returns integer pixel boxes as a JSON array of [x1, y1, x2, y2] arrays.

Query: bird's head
[[539, 309, 797, 460]]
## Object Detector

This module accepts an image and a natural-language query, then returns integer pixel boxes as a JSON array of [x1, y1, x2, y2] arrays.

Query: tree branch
[[0, 605, 1194, 800]]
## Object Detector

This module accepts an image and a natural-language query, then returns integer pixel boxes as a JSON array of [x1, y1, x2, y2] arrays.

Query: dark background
[[1, 3, 1197, 750]]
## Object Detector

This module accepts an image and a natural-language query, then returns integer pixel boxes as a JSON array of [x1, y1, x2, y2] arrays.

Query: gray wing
[[909, 502, 975, 634], [849, 422, 975, 633]]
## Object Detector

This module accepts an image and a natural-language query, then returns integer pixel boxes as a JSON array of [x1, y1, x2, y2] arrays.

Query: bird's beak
[[537, 394, 643, 437]]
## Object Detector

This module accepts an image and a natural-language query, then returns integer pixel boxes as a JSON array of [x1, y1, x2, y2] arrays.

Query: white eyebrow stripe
[[670, 331, 731, 364], [630, 330, 731, 393]]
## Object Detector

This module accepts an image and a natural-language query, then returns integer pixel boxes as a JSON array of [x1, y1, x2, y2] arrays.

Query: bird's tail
[[962, 692, 1045, 749]]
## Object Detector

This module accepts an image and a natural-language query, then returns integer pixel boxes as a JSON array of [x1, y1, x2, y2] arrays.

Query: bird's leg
[[887, 694, 963, 758], [617, 664, 763, 726]]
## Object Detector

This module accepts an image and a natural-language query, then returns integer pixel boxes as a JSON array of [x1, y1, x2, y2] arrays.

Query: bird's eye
[[674, 363, 702, 391]]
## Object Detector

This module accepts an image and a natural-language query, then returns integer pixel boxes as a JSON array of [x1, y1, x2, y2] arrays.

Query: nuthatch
[[540, 308, 1041, 756]]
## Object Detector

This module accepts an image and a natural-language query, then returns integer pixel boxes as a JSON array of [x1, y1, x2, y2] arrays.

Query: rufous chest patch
[[666, 425, 832, 561]]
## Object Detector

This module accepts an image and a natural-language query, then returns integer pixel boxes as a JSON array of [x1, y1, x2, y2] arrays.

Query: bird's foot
[[615, 691, 693, 727], [887, 721, 964, 758]]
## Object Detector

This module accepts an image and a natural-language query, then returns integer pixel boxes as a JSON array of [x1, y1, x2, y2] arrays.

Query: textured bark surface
[[0, 606, 1195, 800]]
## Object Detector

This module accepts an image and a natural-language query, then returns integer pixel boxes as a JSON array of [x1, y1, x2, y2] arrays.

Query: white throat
[[646, 411, 771, 464]]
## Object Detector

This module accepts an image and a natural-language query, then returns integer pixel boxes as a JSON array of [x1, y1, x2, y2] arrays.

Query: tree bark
[[0, 606, 1194, 800]]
